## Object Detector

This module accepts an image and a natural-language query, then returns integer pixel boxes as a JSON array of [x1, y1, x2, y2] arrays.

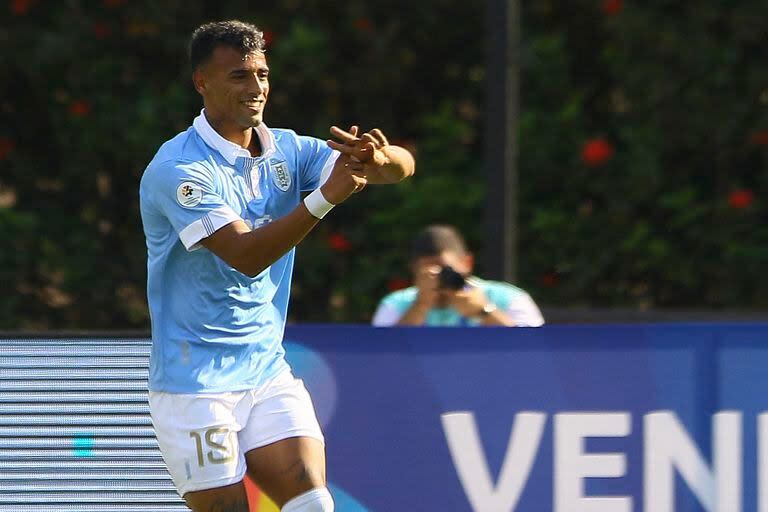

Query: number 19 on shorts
[[189, 427, 235, 467]]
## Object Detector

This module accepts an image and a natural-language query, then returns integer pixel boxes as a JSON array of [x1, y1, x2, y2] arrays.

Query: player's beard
[[240, 100, 266, 128], [236, 110, 263, 129]]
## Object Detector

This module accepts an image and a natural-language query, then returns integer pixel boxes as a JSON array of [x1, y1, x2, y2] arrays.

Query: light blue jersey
[[140, 110, 337, 393]]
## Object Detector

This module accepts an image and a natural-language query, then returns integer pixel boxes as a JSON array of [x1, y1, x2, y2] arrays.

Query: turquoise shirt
[[371, 278, 544, 327]]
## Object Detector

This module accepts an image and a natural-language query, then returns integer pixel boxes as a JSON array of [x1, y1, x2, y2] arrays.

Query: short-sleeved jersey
[[140, 110, 337, 393], [371, 278, 545, 327]]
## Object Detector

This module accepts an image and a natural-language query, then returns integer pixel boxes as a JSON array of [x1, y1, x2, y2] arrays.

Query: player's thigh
[[183, 481, 249, 512], [149, 391, 248, 499], [245, 435, 326, 507], [240, 371, 327, 506]]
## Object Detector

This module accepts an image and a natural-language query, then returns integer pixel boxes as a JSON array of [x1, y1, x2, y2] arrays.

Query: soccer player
[[139, 20, 414, 512]]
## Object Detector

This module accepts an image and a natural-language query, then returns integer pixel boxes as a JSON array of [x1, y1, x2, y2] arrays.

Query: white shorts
[[149, 370, 324, 496]]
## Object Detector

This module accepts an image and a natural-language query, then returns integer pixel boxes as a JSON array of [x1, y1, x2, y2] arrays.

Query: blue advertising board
[[283, 324, 768, 512]]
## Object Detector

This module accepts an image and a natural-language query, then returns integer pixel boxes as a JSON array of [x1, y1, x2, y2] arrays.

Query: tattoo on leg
[[296, 464, 311, 484], [283, 459, 314, 484], [208, 496, 249, 512]]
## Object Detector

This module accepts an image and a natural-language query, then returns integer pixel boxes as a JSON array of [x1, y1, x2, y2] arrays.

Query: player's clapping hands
[[327, 125, 415, 185], [328, 125, 388, 165]]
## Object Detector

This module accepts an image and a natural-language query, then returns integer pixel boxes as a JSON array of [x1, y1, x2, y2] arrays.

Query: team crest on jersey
[[270, 160, 291, 192], [176, 181, 202, 208]]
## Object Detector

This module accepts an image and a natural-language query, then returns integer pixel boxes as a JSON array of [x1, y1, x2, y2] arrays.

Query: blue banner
[[283, 324, 768, 512]]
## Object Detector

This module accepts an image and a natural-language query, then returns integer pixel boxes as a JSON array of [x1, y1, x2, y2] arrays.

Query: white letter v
[[441, 411, 546, 512]]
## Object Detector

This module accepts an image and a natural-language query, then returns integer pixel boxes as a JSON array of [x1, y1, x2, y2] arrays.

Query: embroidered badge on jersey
[[176, 182, 203, 208], [270, 159, 291, 191]]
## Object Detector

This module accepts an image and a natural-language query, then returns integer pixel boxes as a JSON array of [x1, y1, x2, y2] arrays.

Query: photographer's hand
[[395, 265, 441, 326], [449, 286, 517, 326], [448, 286, 488, 318]]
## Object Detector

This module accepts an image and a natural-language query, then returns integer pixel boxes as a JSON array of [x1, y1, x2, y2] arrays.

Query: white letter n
[[644, 411, 741, 512]]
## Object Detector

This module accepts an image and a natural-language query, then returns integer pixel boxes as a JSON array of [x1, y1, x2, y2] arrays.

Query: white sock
[[281, 487, 334, 511]]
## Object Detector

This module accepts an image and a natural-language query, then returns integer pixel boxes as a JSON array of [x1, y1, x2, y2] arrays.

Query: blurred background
[[1, 0, 767, 330]]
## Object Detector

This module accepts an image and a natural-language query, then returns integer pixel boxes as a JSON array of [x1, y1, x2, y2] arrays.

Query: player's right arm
[[201, 153, 365, 277]]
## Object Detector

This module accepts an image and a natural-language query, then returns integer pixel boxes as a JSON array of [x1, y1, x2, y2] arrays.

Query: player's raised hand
[[328, 125, 389, 167], [319, 152, 368, 205], [327, 125, 414, 184]]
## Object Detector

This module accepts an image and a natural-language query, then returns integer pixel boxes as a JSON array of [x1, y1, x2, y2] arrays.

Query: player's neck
[[247, 130, 262, 157], [205, 114, 262, 157], [233, 128, 260, 157]]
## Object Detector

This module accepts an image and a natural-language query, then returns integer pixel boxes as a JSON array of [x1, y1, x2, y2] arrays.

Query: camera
[[438, 265, 467, 290]]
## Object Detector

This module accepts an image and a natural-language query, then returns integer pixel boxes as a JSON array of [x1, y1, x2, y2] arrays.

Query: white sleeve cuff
[[178, 205, 242, 251], [318, 151, 340, 186]]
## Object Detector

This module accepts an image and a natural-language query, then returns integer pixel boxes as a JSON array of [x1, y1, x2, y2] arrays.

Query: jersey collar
[[192, 109, 276, 166]]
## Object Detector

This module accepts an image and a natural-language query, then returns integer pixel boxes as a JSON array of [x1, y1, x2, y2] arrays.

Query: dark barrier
[[2, 324, 768, 511]]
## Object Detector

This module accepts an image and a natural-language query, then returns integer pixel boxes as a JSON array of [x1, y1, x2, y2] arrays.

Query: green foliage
[[1, 0, 766, 329], [519, 0, 768, 310]]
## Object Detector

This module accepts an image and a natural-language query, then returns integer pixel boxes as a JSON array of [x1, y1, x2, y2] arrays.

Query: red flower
[[328, 233, 352, 252], [728, 189, 754, 209], [11, 0, 32, 15], [541, 272, 559, 288], [69, 100, 92, 117], [0, 138, 14, 160], [750, 130, 768, 146], [92, 22, 111, 39], [387, 277, 410, 291], [602, 0, 623, 16], [354, 17, 374, 33], [581, 137, 615, 167], [263, 30, 275, 47]]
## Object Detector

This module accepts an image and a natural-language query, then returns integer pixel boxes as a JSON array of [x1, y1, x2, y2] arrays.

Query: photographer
[[372, 225, 545, 327]]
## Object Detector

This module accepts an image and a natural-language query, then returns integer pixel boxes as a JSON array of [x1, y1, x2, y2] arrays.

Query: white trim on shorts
[[149, 370, 324, 496]]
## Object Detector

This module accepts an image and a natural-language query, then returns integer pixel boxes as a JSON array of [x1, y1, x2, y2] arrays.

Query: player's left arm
[[327, 126, 415, 185]]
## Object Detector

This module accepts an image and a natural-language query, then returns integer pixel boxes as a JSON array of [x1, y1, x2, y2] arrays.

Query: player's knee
[[281, 487, 334, 512]]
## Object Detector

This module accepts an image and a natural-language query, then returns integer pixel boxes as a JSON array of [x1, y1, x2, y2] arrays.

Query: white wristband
[[303, 188, 335, 219]]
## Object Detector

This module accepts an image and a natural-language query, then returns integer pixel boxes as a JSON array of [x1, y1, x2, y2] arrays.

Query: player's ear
[[192, 68, 207, 95]]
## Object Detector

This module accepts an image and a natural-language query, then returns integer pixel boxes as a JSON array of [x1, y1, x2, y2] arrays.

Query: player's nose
[[247, 75, 266, 95]]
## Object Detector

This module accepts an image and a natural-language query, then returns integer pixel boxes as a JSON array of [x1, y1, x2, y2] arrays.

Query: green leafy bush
[[0, 0, 765, 329]]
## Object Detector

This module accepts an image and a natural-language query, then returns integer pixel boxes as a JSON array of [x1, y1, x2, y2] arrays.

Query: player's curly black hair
[[189, 20, 266, 69]]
